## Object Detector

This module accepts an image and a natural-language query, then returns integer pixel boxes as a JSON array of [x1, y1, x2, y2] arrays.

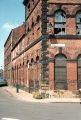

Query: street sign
[[51, 44, 65, 48]]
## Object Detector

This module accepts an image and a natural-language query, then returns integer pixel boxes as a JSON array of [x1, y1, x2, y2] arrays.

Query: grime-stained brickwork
[[4, 0, 81, 92]]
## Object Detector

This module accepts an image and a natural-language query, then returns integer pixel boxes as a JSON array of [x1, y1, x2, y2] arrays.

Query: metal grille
[[55, 55, 67, 90], [78, 58, 81, 89]]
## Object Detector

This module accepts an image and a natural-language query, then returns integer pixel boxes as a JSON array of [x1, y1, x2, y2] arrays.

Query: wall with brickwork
[[25, 0, 42, 42], [48, 38, 81, 90], [4, 0, 81, 92], [4, 32, 12, 84]]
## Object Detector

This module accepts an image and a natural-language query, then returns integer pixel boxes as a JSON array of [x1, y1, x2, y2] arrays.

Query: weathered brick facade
[[4, 0, 81, 92], [4, 24, 25, 85], [4, 32, 12, 84]]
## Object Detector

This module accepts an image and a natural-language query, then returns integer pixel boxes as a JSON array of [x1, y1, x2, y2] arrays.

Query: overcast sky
[[0, 0, 25, 69]]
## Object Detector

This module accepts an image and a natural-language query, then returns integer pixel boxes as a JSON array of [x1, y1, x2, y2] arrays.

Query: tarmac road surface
[[0, 87, 81, 120]]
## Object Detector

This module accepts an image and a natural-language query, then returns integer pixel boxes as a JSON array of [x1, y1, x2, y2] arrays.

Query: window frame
[[77, 55, 81, 89], [54, 54, 67, 90], [54, 10, 66, 35], [76, 11, 81, 35]]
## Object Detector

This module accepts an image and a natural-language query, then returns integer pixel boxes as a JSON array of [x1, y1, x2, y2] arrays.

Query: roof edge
[[4, 30, 12, 47]]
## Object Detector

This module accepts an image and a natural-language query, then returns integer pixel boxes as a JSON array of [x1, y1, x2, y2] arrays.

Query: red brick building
[[4, 31, 12, 85], [4, 24, 25, 85], [4, 0, 81, 92]]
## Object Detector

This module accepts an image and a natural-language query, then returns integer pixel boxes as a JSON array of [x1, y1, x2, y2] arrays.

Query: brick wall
[[25, 0, 42, 43], [4, 32, 12, 84], [4, 0, 81, 91], [67, 62, 77, 90]]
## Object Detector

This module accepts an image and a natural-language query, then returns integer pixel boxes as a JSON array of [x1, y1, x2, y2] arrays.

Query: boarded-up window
[[55, 54, 67, 90], [77, 55, 81, 89]]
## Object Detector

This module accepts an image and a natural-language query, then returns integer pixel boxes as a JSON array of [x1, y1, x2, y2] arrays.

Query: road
[[0, 87, 81, 120]]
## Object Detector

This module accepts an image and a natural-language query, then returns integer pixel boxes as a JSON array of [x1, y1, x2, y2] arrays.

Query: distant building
[[4, 0, 81, 92], [4, 24, 25, 85], [0, 69, 3, 77]]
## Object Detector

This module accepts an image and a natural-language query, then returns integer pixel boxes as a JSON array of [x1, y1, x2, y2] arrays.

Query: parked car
[[0, 77, 7, 86]]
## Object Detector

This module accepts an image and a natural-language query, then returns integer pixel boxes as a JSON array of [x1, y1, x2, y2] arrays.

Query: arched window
[[28, 3, 30, 9], [32, 21, 34, 28], [37, 15, 41, 30], [36, 56, 40, 89], [77, 55, 81, 89], [28, 3, 30, 12], [36, 15, 40, 23], [27, 27, 30, 32], [31, 58, 34, 80], [29, 58, 34, 91], [55, 54, 67, 90], [54, 10, 66, 35], [76, 11, 81, 35], [36, 56, 40, 81], [31, 58, 34, 69], [32, 0, 34, 5]]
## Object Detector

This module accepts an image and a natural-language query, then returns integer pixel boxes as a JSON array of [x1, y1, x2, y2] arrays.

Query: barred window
[[54, 10, 66, 35]]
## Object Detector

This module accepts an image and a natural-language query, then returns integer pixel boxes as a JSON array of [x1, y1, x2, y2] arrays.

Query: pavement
[[2, 86, 81, 103]]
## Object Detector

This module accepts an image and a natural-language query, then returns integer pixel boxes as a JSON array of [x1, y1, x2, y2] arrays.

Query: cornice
[[49, 35, 81, 39], [4, 30, 12, 47]]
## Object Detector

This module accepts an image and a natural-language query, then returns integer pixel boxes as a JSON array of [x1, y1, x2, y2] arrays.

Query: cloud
[[2, 23, 18, 31]]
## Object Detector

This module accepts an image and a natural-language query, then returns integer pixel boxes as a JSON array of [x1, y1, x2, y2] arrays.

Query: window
[[35, 56, 40, 90], [32, 0, 34, 5], [77, 55, 81, 89], [36, 56, 40, 81], [55, 54, 67, 90], [76, 11, 81, 35], [54, 10, 66, 35], [28, 3, 30, 11], [30, 59, 34, 85], [27, 23, 30, 32], [36, 15, 40, 23], [27, 27, 30, 32], [32, 21, 34, 28], [37, 15, 41, 30]]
